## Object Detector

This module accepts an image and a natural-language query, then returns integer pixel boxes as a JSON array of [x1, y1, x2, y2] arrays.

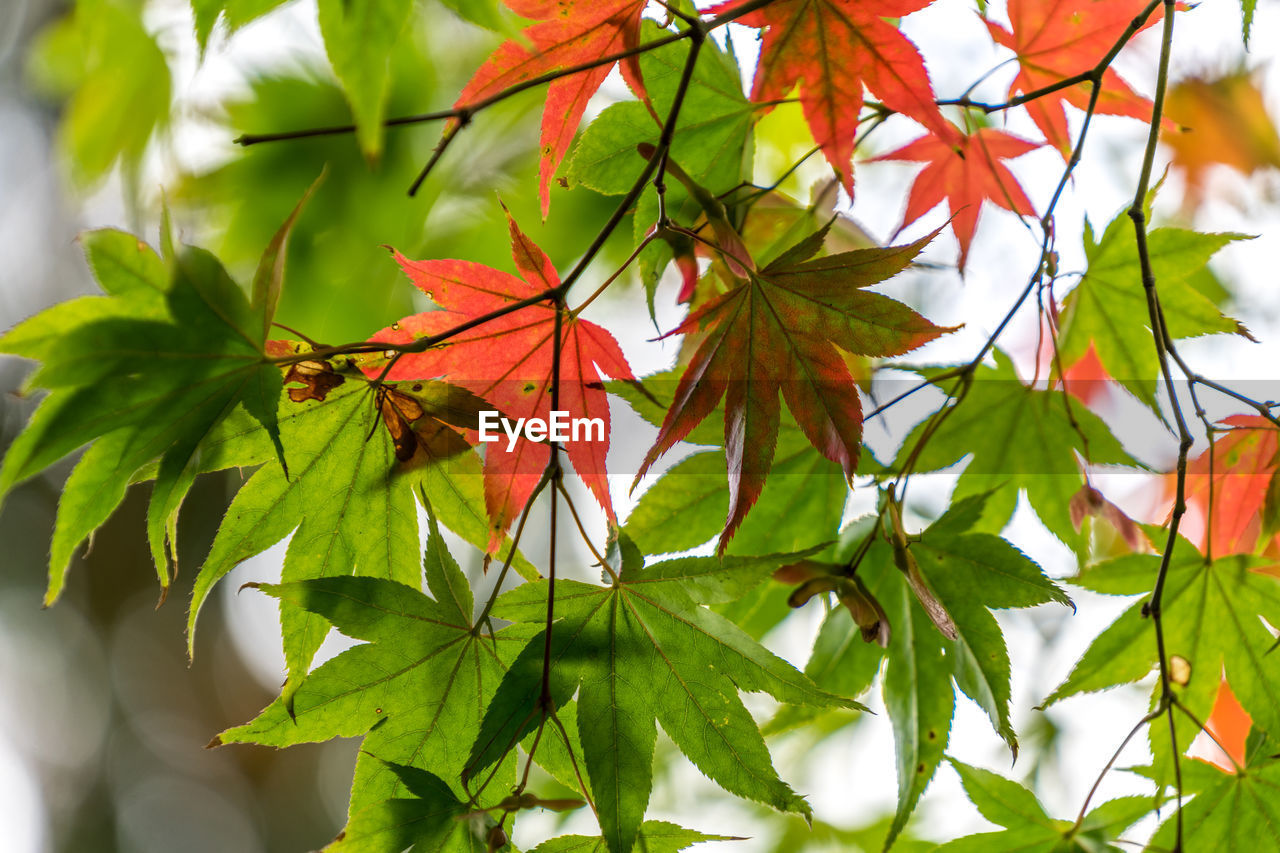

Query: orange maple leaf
[[454, 0, 648, 217], [709, 0, 957, 196], [1181, 415, 1279, 557], [1164, 70, 1280, 210], [1189, 677, 1251, 773], [369, 211, 634, 550], [1060, 341, 1112, 407], [871, 126, 1040, 273], [986, 0, 1173, 155]]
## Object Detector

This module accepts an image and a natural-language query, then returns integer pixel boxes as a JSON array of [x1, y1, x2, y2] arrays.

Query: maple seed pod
[[787, 576, 842, 608], [774, 558, 836, 585], [886, 487, 959, 641], [838, 576, 891, 648]]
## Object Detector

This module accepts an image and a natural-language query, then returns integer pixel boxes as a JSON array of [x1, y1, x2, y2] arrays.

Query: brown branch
[[1127, 3, 1187, 847], [233, 0, 776, 149]]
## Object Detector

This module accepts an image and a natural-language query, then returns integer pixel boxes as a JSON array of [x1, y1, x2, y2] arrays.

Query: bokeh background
[[2, 0, 1280, 850]]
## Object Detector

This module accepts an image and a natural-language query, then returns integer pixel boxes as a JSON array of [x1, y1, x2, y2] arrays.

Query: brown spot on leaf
[[283, 360, 345, 403]]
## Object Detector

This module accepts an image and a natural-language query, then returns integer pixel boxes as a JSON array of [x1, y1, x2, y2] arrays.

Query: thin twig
[[556, 479, 613, 576], [1073, 705, 1165, 828]]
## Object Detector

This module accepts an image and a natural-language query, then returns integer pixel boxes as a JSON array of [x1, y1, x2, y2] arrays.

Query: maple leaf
[[189, 350, 536, 695], [1149, 757, 1280, 851], [1181, 415, 1279, 556], [636, 228, 951, 550], [0, 230, 293, 604], [369, 210, 634, 549], [1046, 549, 1280, 792], [986, 0, 1173, 155], [217, 517, 540, 841], [1057, 340, 1111, 406], [710, 0, 956, 195], [1191, 677, 1251, 772], [1057, 207, 1251, 412], [471, 544, 861, 853], [566, 22, 756, 307], [1164, 69, 1280, 210], [527, 821, 736, 853], [454, 0, 649, 216], [898, 352, 1135, 552], [327, 762, 501, 852], [871, 126, 1041, 273], [935, 758, 1159, 852], [786, 497, 1070, 847]]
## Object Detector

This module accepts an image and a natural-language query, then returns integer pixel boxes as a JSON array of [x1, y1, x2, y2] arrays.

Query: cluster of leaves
[[8, 0, 1280, 851]]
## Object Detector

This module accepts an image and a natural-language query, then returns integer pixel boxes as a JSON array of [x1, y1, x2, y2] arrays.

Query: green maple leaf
[[0, 229, 291, 603], [625, 442, 846, 557], [895, 351, 1135, 550], [1148, 756, 1280, 851], [26, 2, 170, 187], [470, 546, 862, 853], [1058, 211, 1250, 410], [216, 515, 540, 829], [841, 497, 1071, 848], [527, 820, 737, 853], [764, 602, 885, 736], [327, 761, 498, 852], [568, 21, 751, 199], [932, 757, 1158, 852], [190, 0, 291, 52], [316, 0, 415, 159], [876, 552, 954, 850], [189, 352, 535, 694], [1043, 548, 1280, 790]]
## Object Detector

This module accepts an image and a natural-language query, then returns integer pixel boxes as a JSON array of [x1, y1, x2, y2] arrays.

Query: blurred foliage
[[1165, 68, 1280, 210], [25, 0, 170, 188], [173, 9, 623, 345]]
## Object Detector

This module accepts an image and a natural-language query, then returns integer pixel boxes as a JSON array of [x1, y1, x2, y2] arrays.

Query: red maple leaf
[[368, 211, 634, 549], [454, 0, 648, 217], [871, 127, 1040, 273], [1181, 415, 1279, 556], [637, 227, 953, 550], [986, 0, 1173, 155], [709, 0, 957, 196]]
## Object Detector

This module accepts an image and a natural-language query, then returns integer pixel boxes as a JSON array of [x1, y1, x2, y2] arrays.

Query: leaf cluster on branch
[[7, 0, 1280, 850]]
